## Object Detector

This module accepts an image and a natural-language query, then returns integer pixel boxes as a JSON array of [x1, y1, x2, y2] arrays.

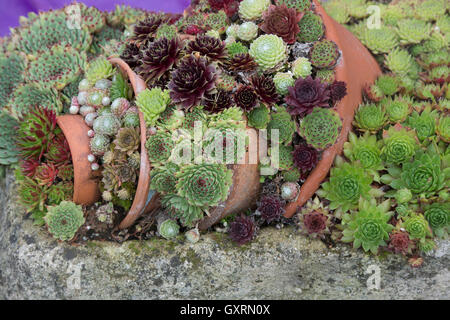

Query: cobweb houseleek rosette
[[342, 199, 394, 254], [176, 163, 233, 208], [317, 156, 378, 214], [298, 108, 342, 151], [26, 44, 86, 91], [343, 132, 384, 183]]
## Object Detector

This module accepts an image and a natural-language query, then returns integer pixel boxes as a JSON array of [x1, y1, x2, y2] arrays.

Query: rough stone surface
[[0, 172, 449, 300]]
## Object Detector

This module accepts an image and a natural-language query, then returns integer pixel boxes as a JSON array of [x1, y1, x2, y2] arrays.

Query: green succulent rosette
[[239, 0, 270, 21], [145, 130, 175, 166], [353, 103, 387, 133], [85, 57, 116, 85], [343, 132, 384, 182], [136, 88, 171, 126], [424, 202, 449, 238], [436, 115, 450, 143], [342, 199, 393, 254], [318, 156, 375, 213], [381, 126, 418, 165], [249, 34, 287, 72], [176, 163, 233, 208], [299, 108, 342, 151], [385, 48, 414, 77], [267, 107, 296, 145], [162, 194, 205, 228], [406, 106, 438, 142], [44, 201, 85, 241], [0, 54, 26, 110], [396, 19, 431, 45], [403, 214, 432, 241], [26, 44, 86, 91], [359, 26, 399, 55]]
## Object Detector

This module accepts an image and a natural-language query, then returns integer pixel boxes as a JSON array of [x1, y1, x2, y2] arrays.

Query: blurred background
[[0, 0, 191, 36]]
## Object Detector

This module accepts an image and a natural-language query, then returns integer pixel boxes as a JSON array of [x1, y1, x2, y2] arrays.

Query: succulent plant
[[316, 69, 335, 84], [251, 75, 279, 106], [267, 107, 296, 145], [8, 83, 63, 119], [226, 41, 248, 57], [309, 39, 340, 69], [17, 107, 57, 161], [436, 115, 450, 143], [298, 197, 331, 239], [0, 54, 25, 110], [285, 76, 331, 116], [169, 55, 217, 110], [239, 0, 270, 21], [204, 89, 234, 113], [229, 214, 257, 245], [187, 35, 227, 63], [291, 57, 312, 79], [282, 167, 301, 182], [237, 22, 258, 42], [109, 73, 132, 102], [17, 175, 46, 213], [145, 130, 175, 166], [257, 194, 285, 223], [0, 113, 19, 167], [47, 181, 74, 205], [155, 23, 177, 40], [139, 37, 183, 85], [151, 163, 179, 194], [260, 4, 301, 44], [406, 106, 438, 142], [273, 72, 295, 96], [181, 106, 208, 133], [90, 134, 110, 156], [86, 58, 115, 86], [26, 44, 86, 90], [292, 143, 318, 175], [297, 11, 324, 43], [157, 106, 185, 130], [353, 103, 387, 133], [381, 125, 418, 165], [113, 127, 140, 155], [234, 85, 258, 111], [162, 194, 204, 228], [44, 132, 71, 166], [249, 34, 287, 72], [382, 96, 412, 123], [136, 87, 170, 126], [396, 149, 445, 196], [11, 9, 92, 54], [375, 75, 399, 96], [45, 201, 85, 241], [298, 108, 342, 151], [120, 43, 141, 69], [225, 53, 258, 72], [396, 19, 431, 45], [205, 10, 229, 33], [93, 113, 121, 137], [176, 163, 232, 207], [248, 105, 270, 129], [424, 202, 449, 238], [319, 156, 374, 213], [385, 48, 414, 77], [132, 14, 166, 45], [403, 214, 432, 241], [388, 230, 413, 255], [342, 199, 393, 254], [330, 81, 347, 104], [277, 144, 295, 171], [343, 132, 384, 182], [158, 218, 180, 240]]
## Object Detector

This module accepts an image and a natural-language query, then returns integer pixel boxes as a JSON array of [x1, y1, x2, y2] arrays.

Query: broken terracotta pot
[[283, 0, 382, 218], [56, 114, 101, 205], [109, 58, 261, 230]]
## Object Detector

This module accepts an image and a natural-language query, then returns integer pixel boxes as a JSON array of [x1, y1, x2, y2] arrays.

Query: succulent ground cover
[[0, 0, 447, 267]]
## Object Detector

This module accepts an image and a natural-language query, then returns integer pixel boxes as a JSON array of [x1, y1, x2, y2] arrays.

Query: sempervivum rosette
[[168, 55, 217, 110], [251, 74, 279, 106], [176, 163, 233, 207], [298, 108, 342, 151], [249, 34, 288, 73], [186, 35, 227, 62], [292, 143, 318, 177], [138, 37, 184, 85], [260, 4, 302, 44], [285, 76, 331, 116]]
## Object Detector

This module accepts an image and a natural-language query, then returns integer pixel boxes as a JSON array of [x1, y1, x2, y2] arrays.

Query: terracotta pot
[[56, 114, 101, 205], [108, 57, 158, 230], [109, 58, 261, 230], [283, 0, 382, 218]]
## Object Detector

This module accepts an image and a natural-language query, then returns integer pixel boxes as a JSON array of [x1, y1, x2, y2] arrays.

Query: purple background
[[0, 0, 191, 36]]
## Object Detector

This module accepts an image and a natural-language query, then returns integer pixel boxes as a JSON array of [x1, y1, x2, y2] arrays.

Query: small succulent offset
[[297, 197, 331, 239], [136, 87, 170, 126], [229, 214, 257, 245], [318, 156, 374, 213], [403, 214, 432, 242], [406, 106, 438, 142], [86, 57, 116, 85], [44, 201, 85, 241], [267, 107, 296, 145], [309, 39, 340, 69], [248, 105, 270, 129], [298, 108, 342, 151], [145, 130, 175, 166], [297, 11, 324, 43], [257, 194, 285, 224], [342, 199, 394, 254], [424, 202, 449, 238], [157, 218, 180, 240], [162, 194, 204, 228], [239, 0, 270, 21], [343, 132, 384, 182]]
